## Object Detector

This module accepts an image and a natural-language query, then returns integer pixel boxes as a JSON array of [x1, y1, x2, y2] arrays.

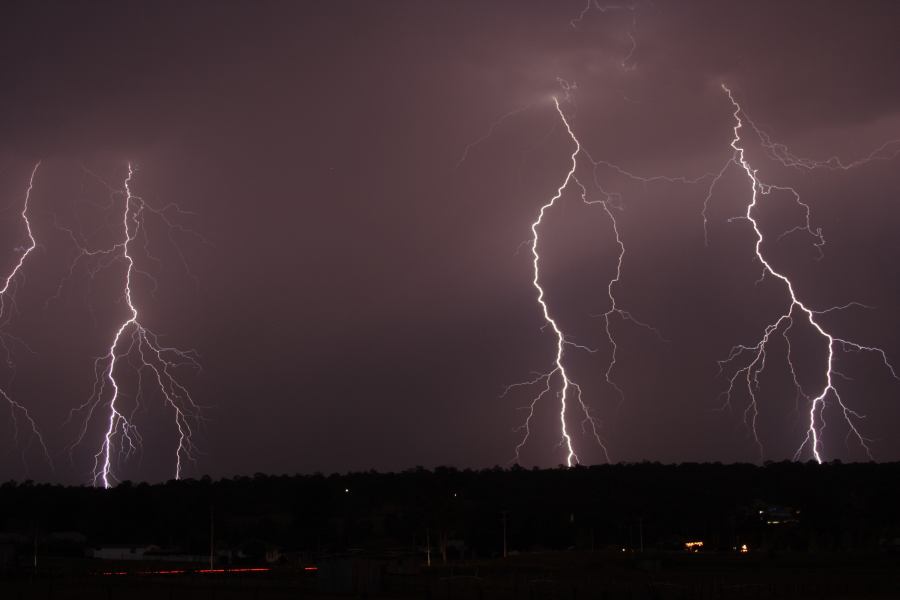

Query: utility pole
[[638, 517, 644, 554], [209, 506, 215, 570], [501, 511, 508, 558], [426, 528, 432, 567]]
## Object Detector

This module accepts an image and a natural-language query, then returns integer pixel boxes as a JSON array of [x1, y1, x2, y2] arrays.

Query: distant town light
[[684, 540, 704, 552]]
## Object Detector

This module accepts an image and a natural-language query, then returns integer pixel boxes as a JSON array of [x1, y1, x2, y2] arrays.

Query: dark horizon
[[1, 1, 900, 485], [4, 462, 899, 597], [3, 462, 899, 558]]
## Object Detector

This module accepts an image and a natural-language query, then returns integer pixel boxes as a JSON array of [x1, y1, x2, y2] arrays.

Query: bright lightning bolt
[[507, 94, 665, 466], [504, 78, 725, 466], [0, 163, 51, 467], [521, 96, 587, 467], [713, 84, 899, 463], [65, 164, 202, 487]]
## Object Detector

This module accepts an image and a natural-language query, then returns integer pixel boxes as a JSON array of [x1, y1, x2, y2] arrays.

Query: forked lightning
[[66, 164, 201, 487], [712, 85, 899, 462], [0, 163, 51, 466]]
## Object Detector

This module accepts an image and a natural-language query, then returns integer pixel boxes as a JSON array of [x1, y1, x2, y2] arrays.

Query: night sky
[[1, 1, 899, 484]]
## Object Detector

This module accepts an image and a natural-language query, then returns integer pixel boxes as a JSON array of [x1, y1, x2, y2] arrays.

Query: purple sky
[[1, 1, 899, 483]]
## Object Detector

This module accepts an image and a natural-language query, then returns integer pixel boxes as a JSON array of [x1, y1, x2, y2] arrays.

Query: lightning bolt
[[507, 92, 680, 466], [712, 84, 899, 463], [64, 164, 202, 487], [518, 96, 588, 466], [0, 162, 51, 466], [498, 68, 737, 464]]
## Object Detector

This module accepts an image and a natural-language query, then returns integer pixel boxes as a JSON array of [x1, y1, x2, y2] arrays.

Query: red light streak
[[100, 566, 271, 576]]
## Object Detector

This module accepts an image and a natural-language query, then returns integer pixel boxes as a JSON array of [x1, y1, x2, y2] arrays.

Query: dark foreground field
[[2, 551, 899, 599]]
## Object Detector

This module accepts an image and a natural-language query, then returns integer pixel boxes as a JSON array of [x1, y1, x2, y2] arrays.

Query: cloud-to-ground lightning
[[455, 92, 606, 466], [64, 164, 202, 487], [0, 163, 51, 467], [504, 91, 699, 466], [515, 97, 593, 467], [711, 84, 900, 463], [480, 71, 729, 466]]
